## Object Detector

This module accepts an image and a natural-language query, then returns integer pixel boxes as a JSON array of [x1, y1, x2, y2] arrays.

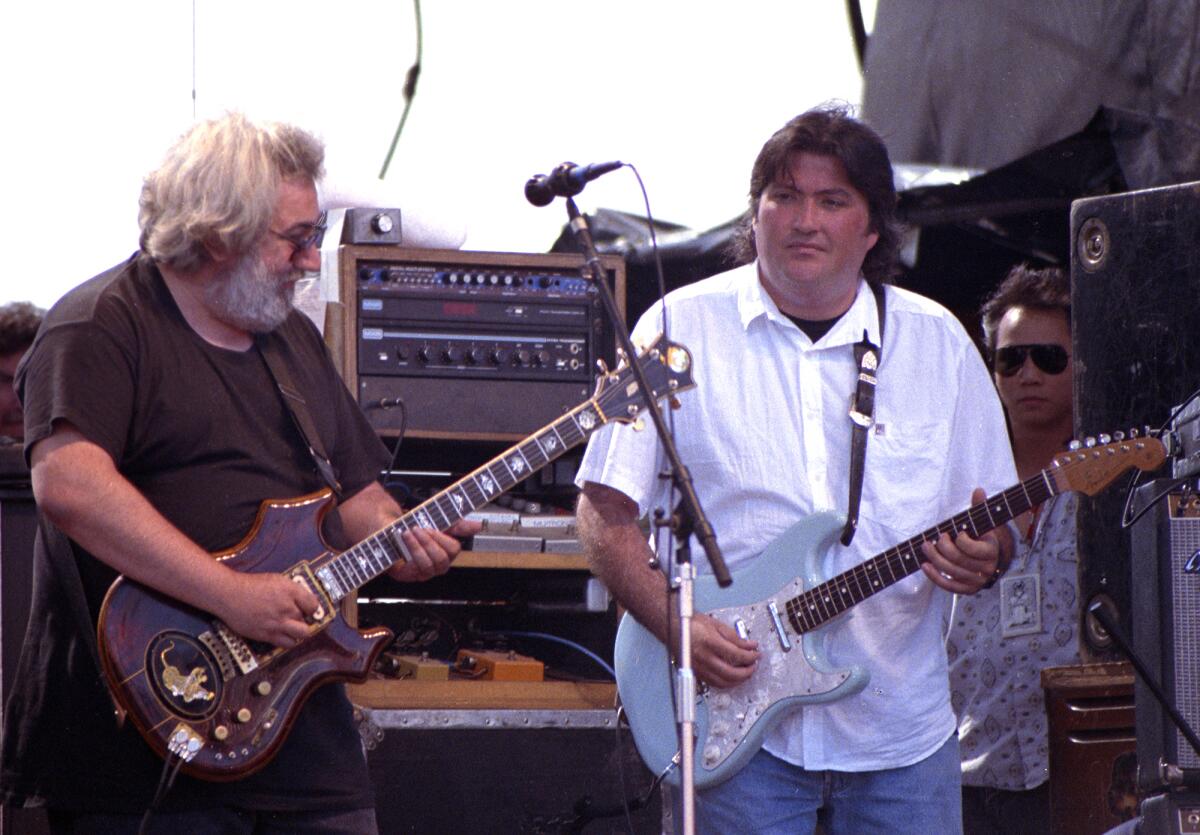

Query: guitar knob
[[1099, 433, 1112, 444], [236, 708, 252, 723], [255, 681, 272, 696], [213, 725, 230, 741]]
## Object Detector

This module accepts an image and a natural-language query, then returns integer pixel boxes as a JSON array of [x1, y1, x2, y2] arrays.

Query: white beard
[[204, 249, 298, 334]]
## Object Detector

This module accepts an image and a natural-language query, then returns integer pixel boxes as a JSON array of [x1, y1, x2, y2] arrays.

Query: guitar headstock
[[592, 334, 695, 425], [1049, 431, 1166, 496]]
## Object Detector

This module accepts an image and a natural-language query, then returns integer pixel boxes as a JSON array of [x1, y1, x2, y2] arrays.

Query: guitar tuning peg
[[1099, 433, 1112, 444], [1114, 431, 1126, 441], [1130, 427, 1140, 438], [1085, 437, 1097, 448], [1068, 439, 1082, 451]]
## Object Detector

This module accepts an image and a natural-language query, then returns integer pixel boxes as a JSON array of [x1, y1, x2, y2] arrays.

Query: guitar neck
[[785, 469, 1059, 633], [314, 397, 606, 603]]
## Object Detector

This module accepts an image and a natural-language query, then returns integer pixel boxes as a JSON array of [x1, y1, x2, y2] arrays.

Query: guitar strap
[[256, 334, 344, 498], [840, 281, 885, 546]]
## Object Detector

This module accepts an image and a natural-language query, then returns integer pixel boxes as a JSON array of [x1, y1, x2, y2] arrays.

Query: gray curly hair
[[139, 112, 325, 271]]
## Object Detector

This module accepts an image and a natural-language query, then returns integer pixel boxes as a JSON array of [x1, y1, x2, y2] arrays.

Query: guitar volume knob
[[254, 681, 272, 696], [236, 708, 252, 723], [213, 725, 230, 741]]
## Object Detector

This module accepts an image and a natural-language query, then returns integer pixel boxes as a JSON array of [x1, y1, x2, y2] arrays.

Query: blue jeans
[[690, 734, 963, 835], [47, 805, 379, 835]]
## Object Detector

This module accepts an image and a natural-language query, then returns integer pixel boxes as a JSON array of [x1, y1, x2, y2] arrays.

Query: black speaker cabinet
[[1071, 181, 1200, 656], [1131, 481, 1200, 792], [0, 456, 50, 835], [364, 710, 659, 834]]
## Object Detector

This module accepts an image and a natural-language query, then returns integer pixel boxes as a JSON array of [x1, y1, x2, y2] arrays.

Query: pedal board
[[455, 649, 544, 682]]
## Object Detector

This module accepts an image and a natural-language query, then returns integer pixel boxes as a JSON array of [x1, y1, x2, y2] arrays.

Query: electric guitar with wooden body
[[98, 334, 694, 780]]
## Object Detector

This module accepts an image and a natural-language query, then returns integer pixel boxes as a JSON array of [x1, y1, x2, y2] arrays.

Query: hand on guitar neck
[[917, 486, 1013, 594]]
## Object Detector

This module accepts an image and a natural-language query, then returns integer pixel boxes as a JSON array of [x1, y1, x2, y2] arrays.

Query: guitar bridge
[[198, 630, 237, 680], [214, 622, 260, 675]]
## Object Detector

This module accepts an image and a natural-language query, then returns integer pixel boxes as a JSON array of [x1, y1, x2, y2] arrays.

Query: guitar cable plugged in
[[166, 722, 204, 762]]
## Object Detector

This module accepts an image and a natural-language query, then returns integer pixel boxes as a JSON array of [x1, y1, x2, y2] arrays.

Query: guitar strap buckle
[[841, 282, 885, 547]]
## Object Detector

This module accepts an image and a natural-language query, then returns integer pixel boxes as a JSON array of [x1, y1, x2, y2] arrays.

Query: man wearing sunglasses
[[947, 264, 1080, 835], [2, 112, 476, 834]]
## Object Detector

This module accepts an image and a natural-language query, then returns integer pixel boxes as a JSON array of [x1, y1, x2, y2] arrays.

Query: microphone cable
[[378, 0, 423, 180]]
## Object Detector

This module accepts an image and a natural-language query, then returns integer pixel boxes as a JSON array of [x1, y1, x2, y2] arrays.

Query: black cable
[[378, 398, 408, 494], [137, 753, 185, 835], [1120, 387, 1200, 530], [379, 0, 423, 179], [619, 163, 686, 793], [844, 0, 869, 71]]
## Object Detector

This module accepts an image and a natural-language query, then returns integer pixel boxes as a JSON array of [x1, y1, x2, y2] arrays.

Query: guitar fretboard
[[313, 400, 604, 603], [784, 469, 1058, 634]]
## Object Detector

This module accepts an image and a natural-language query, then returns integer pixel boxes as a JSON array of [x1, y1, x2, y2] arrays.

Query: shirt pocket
[[860, 418, 953, 538]]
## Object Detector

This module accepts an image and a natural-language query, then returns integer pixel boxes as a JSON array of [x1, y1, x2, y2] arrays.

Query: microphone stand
[[563, 197, 730, 835]]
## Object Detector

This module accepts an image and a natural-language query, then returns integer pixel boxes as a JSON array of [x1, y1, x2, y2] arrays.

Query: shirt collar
[[737, 264, 882, 349]]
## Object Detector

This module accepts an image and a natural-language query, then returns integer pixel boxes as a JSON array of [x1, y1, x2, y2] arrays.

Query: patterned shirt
[[947, 492, 1081, 790]]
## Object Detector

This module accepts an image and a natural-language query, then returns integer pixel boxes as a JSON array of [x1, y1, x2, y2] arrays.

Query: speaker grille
[[1169, 513, 1200, 769]]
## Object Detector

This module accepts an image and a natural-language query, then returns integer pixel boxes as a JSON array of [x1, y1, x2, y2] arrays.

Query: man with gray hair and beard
[[1, 112, 476, 834]]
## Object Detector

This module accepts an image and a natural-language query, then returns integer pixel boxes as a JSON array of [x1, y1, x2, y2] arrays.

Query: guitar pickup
[[288, 563, 335, 627], [768, 601, 792, 652], [734, 619, 751, 641]]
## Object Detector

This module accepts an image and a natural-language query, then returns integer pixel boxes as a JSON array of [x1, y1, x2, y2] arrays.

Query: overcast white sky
[[1, 2, 873, 310]]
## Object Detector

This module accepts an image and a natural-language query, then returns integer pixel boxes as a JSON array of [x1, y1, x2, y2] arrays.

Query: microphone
[[524, 160, 623, 206]]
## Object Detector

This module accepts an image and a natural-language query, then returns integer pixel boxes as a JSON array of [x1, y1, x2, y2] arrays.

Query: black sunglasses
[[994, 343, 1070, 377]]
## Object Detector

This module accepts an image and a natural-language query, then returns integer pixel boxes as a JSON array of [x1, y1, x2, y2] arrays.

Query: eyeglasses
[[270, 211, 328, 255], [994, 343, 1070, 377]]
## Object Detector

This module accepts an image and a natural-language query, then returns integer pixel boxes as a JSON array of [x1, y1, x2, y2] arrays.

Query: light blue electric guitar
[[614, 433, 1164, 789]]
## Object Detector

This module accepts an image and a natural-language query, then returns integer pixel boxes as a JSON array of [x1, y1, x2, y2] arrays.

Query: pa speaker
[[1071, 181, 1200, 656], [1131, 481, 1200, 791]]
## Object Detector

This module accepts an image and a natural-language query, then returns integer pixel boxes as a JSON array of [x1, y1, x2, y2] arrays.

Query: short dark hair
[[979, 264, 1070, 356], [730, 103, 902, 284], [0, 301, 43, 355]]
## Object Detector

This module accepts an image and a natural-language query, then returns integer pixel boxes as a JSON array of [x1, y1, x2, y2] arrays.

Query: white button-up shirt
[[577, 263, 1016, 771]]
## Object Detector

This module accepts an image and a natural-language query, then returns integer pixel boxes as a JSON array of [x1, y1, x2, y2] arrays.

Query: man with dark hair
[[1, 112, 476, 834], [575, 104, 1016, 833], [0, 301, 43, 443], [948, 263, 1079, 834]]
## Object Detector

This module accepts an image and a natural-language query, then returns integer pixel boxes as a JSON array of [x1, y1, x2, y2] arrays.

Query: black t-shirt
[[1, 254, 391, 812]]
